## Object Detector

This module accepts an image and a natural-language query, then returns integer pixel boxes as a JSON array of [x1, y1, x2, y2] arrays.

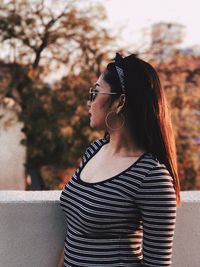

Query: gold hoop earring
[[105, 111, 125, 131]]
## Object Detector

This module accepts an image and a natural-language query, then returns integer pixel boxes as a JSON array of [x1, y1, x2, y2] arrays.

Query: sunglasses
[[89, 87, 118, 102]]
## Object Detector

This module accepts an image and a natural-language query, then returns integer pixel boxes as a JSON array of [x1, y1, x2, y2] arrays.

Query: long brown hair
[[103, 54, 181, 205]]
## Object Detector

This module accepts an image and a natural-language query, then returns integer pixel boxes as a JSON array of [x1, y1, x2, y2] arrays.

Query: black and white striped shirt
[[60, 138, 177, 267]]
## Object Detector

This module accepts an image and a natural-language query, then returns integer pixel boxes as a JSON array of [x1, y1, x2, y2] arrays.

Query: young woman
[[58, 53, 180, 267]]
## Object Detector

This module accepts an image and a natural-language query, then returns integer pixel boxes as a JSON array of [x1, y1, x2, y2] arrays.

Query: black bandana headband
[[114, 53, 125, 93]]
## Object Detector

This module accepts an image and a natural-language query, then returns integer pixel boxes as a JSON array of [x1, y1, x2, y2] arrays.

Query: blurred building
[[150, 22, 185, 60]]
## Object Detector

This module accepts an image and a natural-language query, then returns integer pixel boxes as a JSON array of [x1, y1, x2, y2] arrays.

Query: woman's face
[[87, 74, 112, 130]]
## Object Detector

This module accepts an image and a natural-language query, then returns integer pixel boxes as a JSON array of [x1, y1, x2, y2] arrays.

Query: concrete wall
[[0, 191, 66, 267], [0, 190, 199, 267], [172, 191, 200, 267]]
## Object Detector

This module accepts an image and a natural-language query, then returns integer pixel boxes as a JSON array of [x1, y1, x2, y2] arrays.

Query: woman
[[58, 53, 180, 267]]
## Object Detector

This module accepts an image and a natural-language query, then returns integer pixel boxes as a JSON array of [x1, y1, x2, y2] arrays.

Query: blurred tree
[[0, 0, 113, 79], [0, 0, 113, 189]]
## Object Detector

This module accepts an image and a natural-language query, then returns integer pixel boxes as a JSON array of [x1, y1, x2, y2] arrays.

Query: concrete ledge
[[180, 190, 200, 202], [0, 190, 66, 267], [0, 190, 61, 203], [0, 190, 199, 267]]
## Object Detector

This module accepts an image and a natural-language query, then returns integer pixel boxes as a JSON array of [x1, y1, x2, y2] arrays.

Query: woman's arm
[[136, 164, 177, 267], [56, 246, 64, 267]]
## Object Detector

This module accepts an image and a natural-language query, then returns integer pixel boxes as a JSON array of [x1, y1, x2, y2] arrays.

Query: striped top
[[60, 138, 177, 267]]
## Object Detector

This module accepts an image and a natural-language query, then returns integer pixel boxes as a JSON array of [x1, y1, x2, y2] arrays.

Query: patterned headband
[[114, 53, 125, 93]]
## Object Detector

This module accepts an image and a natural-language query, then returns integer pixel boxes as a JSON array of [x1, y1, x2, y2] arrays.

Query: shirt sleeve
[[135, 164, 177, 267], [79, 140, 98, 168]]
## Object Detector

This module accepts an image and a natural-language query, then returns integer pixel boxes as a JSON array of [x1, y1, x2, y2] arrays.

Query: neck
[[104, 128, 146, 157]]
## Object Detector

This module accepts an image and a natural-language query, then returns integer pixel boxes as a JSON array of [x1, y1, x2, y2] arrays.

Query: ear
[[116, 94, 126, 114]]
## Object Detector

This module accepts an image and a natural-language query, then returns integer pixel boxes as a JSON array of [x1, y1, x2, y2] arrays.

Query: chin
[[90, 121, 105, 131]]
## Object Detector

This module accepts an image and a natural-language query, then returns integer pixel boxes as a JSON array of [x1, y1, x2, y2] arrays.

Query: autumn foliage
[[0, 1, 199, 190], [154, 52, 200, 190]]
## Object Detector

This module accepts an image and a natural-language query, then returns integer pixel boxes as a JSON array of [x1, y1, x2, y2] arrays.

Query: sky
[[101, 0, 200, 49]]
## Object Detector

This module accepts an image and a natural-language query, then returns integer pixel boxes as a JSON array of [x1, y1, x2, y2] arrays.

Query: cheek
[[90, 102, 108, 125], [91, 101, 108, 116], [95, 97, 110, 110]]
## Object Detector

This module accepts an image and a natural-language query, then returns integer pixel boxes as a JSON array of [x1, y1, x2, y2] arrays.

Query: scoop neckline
[[77, 138, 148, 186]]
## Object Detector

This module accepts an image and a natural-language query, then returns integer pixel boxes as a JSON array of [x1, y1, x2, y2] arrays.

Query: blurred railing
[[0, 190, 199, 267]]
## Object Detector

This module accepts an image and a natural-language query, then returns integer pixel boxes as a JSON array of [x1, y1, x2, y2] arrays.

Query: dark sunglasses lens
[[92, 93, 96, 101], [89, 93, 93, 102], [89, 90, 96, 102]]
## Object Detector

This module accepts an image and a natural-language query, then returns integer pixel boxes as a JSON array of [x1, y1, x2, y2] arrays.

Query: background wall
[[0, 104, 25, 190], [0, 190, 199, 267]]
